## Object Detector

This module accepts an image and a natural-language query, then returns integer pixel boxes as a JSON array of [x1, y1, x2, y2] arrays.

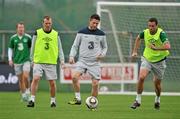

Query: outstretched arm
[[132, 35, 141, 57], [69, 33, 81, 64], [150, 41, 171, 51], [58, 36, 65, 66], [97, 35, 108, 61], [100, 35, 108, 57], [30, 35, 36, 62], [8, 48, 13, 67], [150, 31, 171, 51]]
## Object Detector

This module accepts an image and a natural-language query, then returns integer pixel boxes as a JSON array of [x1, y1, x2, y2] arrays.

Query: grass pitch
[[0, 92, 179, 119]]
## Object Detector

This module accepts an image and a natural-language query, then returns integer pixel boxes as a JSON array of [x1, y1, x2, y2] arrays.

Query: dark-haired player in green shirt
[[131, 18, 171, 110]]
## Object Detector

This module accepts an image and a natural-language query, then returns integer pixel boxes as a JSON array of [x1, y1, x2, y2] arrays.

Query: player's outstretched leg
[[27, 76, 40, 108], [154, 77, 161, 110], [49, 80, 56, 108], [68, 72, 82, 105], [131, 68, 148, 109]]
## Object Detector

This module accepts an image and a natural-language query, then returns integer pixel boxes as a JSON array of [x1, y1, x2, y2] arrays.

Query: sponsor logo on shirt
[[42, 37, 52, 42], [23, 38, 28, 42], [95, 36, 100, 41], [83, 35, 89, 38], [14, 40, 18, 43]]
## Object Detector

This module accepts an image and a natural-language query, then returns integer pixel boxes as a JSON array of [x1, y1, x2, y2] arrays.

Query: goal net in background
[[97, 2, 180, 95]]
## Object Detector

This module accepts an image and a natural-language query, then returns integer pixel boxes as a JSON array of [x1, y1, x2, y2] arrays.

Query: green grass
[[0, 92, 179, 119]]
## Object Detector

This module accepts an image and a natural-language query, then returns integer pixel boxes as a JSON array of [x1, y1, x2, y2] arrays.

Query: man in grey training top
[[68, 14, 108, 108]]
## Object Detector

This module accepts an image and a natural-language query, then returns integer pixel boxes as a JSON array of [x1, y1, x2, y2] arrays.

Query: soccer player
[[68, 14, 108, 108], [130, 18, 171, 110], [27, 16, 64, 107], [8, 22, 31, 101]]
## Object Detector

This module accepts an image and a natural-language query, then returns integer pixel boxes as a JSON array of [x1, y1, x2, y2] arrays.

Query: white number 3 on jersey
[[18, 43, 24, 51]]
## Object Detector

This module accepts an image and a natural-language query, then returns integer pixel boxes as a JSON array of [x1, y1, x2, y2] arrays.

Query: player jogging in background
[[8, 22, 31, 102], [68, 14, 108, 110], [131, 18, 171, 110], [27, 16, 64, 108]]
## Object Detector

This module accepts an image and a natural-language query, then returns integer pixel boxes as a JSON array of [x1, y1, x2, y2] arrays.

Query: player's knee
[[23, 75, 28, 80], [139, 73, 146, 81], [92, 80, 99, 87], [154, 79, 161, 85], [19, 78, 23, 83], [33, 76, 40, 82], [72, 73, 80, 82], [155, 83, 161, 88]]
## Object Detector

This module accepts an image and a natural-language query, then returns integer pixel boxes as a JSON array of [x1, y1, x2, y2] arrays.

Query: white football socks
[[135, 94, 141, 104], [25, 88, 30, 95], [75, 92, 81, 101], [30, 95, 35, 102], [155, 96, 160, 103], [51, 97, 56, 104], [22, 93, 26, 98]]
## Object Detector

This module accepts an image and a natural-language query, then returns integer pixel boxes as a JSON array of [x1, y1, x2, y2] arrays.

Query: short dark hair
[[148, 17, 158, 25], [90, 14, 100, 21], [43, 16, 51, 22], [16, 21, 24, 28]]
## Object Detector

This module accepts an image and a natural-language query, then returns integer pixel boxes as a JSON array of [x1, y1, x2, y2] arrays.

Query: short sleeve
[[8, 37, 14, 48], [160, 31, 168, 43], [139, 31, 144, 39]]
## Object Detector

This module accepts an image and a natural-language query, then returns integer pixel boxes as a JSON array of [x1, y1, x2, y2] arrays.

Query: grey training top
[[69, 27, 108, 65]]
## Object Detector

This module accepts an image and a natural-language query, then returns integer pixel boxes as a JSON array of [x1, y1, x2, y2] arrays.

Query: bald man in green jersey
[[8, 22, 31, 102], [27, 16, 64, 108], [131, 18, 171, 110]]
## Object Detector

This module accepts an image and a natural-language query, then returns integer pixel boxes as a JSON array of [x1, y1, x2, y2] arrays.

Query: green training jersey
[[8, 33, 32, 64]]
